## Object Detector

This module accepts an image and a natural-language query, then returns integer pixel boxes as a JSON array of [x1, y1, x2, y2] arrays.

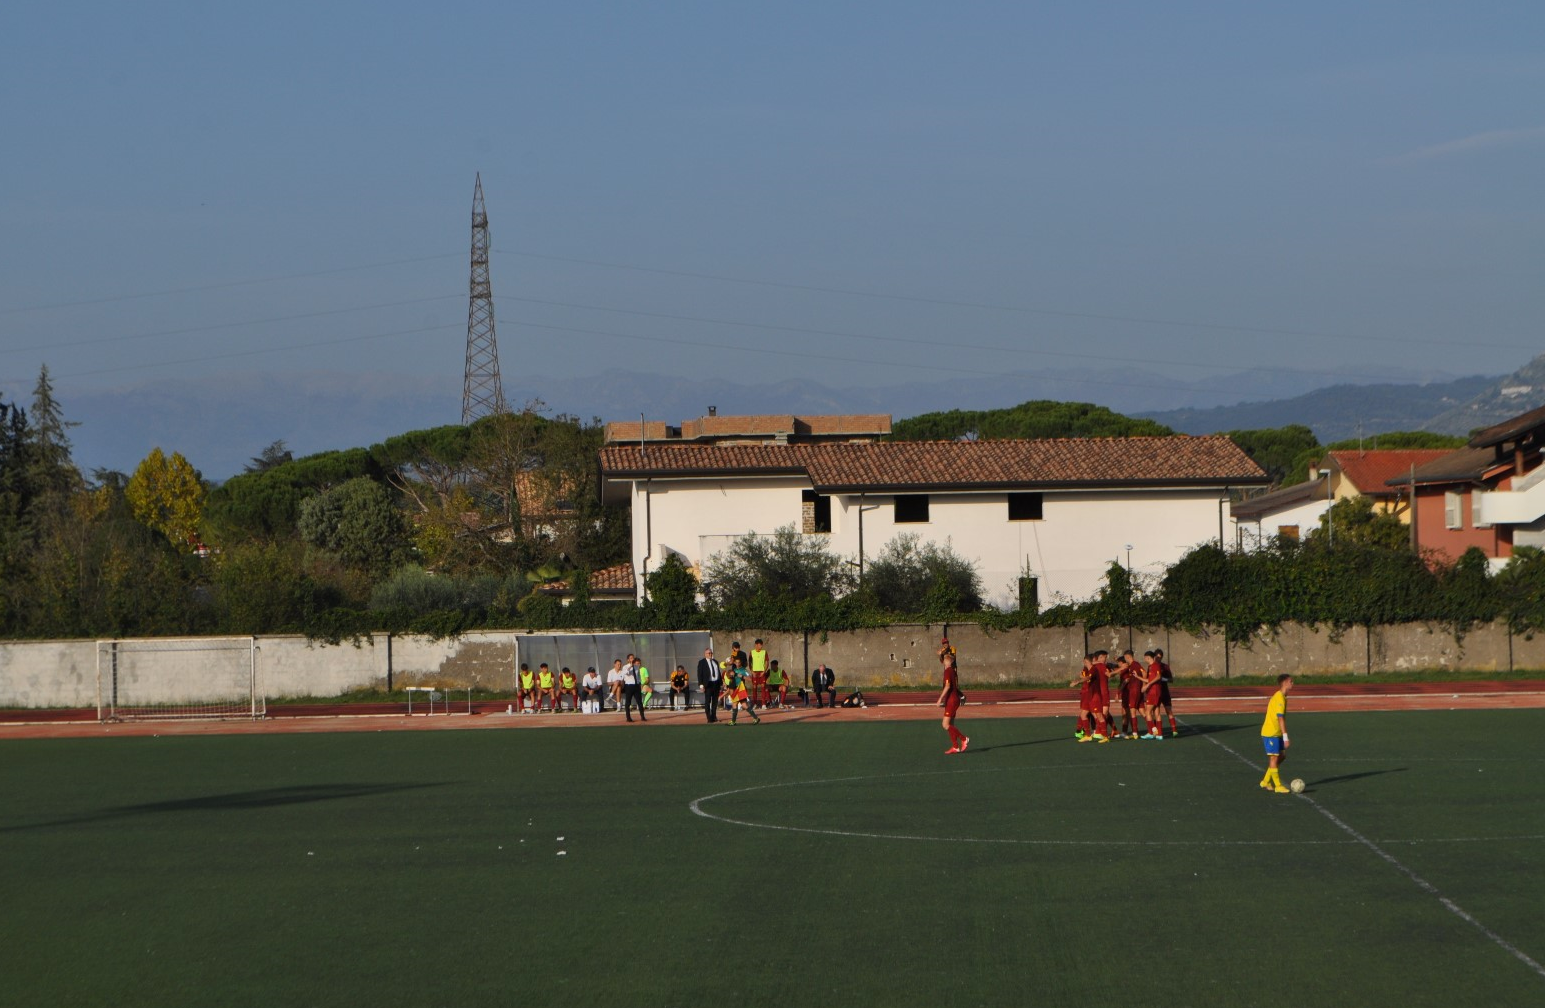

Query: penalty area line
[[1193, 723, 1545, 982]]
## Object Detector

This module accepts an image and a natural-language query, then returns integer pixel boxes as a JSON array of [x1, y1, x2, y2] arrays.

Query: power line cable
[[2, 253, 464, 315], [510, 319, 1252, 395], [496, 294, 1411, 386], [33, 323, 462, 381], [496, 248, 1521, 352], [1, 295, 460, 356]]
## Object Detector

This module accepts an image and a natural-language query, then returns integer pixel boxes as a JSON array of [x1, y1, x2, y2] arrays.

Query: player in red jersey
[[1140, 651, 1164, 739], [1073, 654, 1094, 740], [1111, 650, 1139, 738], [1120, 654, 1146, 738], [1154, 648, 1179, 737], [1097, 651, 1119, 739], [1073, 652, 1111, 742], [937, 651, 968, 754]]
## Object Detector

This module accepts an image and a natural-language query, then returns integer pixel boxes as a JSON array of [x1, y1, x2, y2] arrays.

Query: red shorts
[[945, 692, 961, 717], [1122, 684, 1143, 708], [1079, 686, 1093, 712], [1145, 685, 1162, 706], [1096, 686, 1111, 709]]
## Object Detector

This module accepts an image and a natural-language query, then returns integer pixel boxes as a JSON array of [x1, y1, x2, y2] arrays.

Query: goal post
[[96, 636, 264, 722]]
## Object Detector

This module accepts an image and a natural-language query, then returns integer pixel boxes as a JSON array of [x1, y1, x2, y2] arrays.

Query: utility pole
[[461, 173, 506, 424]]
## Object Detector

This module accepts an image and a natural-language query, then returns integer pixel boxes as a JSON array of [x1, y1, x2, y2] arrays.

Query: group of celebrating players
[[1072, 647, 1180, 742]]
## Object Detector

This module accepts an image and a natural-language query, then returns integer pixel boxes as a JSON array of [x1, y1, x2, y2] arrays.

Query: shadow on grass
[[1172, 722, 1248, 737], [3, 782, 444, 833], [1307, 768, 1408, 789], [960, 737, 1066, 754]]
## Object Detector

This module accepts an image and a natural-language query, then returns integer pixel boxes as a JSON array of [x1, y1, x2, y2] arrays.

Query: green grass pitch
[[2, 710, 1542, 1007]]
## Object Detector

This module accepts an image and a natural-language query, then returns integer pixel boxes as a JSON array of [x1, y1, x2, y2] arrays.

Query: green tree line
[[0, 377, 1519, 643]]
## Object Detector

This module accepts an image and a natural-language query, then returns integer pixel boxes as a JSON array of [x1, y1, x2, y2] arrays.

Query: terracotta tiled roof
[[599, 436, 1265, 490], [1328, 450, 1456, 496], [542, 562, 636, 596]]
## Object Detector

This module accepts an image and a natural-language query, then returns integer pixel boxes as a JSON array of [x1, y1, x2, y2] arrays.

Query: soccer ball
[[1289, 778, 1305, 794]]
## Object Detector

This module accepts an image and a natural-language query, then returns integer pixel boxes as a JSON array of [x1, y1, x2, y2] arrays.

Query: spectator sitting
[[669, 664, 690, 711], [812, 663, 837, 708], [580, 666, 604, 714]]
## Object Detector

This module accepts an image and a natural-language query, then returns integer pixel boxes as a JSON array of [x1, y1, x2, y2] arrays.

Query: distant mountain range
[[1136, 375, 1497, 442], [51, 354, 1545, 481], [1140, 352, 1545, 441]]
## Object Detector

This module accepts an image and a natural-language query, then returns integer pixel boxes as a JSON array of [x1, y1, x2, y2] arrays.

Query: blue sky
[[3, 1, 1543, 416]]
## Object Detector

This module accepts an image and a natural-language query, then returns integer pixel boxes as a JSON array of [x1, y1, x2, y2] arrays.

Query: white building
[[599, 433, 1267, 609], [1230, 476, 1332, 550]]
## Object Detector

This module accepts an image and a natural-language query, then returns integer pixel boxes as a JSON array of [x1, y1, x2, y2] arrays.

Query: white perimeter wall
[[0, 633, 528, 710], [631, 478, 1234, 608]]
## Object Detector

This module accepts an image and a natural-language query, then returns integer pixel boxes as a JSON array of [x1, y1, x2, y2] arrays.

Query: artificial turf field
[[3, 709, 1543, 1008]]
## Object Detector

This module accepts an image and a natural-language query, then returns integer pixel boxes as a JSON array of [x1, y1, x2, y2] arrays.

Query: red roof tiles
[[542, 562, 636, 595], [1327, 450, 1455, 496], [599, 436, 1264, 490]]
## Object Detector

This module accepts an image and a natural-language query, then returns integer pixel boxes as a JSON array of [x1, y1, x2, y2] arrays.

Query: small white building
[[599, 433, 1267, 609], [1230, 476, 1332, 550]]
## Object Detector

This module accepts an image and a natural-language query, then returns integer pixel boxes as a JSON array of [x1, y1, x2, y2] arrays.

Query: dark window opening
[[802, 490, 832, 533], [894, 494, 929, 524], [1008, 492, 1044, 521]]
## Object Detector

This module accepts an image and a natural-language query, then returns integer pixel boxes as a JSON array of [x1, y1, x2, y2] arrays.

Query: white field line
[[687, 768, 1545, 850], [1195, 724, 1545, 981]]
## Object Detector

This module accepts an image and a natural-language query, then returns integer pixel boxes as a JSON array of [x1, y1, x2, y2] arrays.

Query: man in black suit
[[696, 647, 723, 722], [812, 663, 836, 708]]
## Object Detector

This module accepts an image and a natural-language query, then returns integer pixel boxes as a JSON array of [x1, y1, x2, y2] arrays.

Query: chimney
[[708, 405, 717, 417]]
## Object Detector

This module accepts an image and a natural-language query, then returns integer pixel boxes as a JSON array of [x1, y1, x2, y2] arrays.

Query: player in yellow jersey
[[1259, 674, 1293, 793], [536, 663, 557, 713], [557, 667, 578, 713], [517, 663, 537, 714]]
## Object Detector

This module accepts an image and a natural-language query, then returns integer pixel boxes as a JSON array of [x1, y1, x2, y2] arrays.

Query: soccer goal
[[96, 637, 264, 721]]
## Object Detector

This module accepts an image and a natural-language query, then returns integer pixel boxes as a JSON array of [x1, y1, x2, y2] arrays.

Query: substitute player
[[536, 663, 558, 713], [766, 659, 788, 708], [517, 663, 537, 714], [557, 666, 578, 713], [1259, 674, 1293, 793], [937, 651, 969, 754]]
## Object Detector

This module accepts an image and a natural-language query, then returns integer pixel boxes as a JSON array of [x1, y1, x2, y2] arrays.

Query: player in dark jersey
[[1154, 648, 1178, 737], [937, 652, 968, 754]]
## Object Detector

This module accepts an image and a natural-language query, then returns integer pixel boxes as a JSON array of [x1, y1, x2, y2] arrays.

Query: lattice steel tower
[[461, 173, 507, 423]]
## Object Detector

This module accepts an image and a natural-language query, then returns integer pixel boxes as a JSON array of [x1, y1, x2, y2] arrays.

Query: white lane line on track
[[1195, 725, 1545, 981]]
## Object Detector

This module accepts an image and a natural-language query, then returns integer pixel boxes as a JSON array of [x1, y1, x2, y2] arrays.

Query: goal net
[[96, 637, 264, 721]]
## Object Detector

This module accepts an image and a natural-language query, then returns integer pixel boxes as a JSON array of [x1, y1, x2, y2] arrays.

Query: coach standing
[[620, 654, 647, 722], [696, 647, 723, 722]]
